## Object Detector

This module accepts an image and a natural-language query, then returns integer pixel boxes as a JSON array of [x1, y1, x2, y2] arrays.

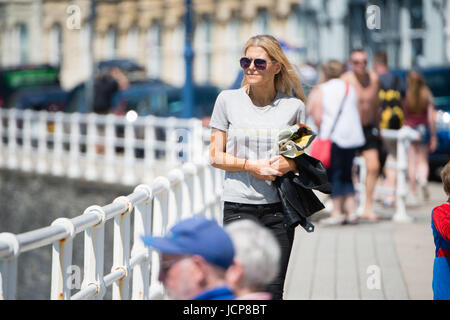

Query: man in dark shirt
[[93, 67, 129, 114], [92, 67, 129, 153], [93, 74, 118, 114], [373, 51, 405, 207]]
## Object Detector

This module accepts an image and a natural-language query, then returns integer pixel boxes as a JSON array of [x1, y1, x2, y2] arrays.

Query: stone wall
[[0, 169, 134, 299]]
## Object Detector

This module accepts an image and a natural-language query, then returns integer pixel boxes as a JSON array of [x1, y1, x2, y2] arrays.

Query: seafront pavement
[[284, 181, 446, 300]]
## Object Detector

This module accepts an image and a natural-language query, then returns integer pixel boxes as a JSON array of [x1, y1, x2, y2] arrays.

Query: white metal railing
[[354, 127, 420, 222], [0, 109, 209, 185], [0, 157, 224, 300]]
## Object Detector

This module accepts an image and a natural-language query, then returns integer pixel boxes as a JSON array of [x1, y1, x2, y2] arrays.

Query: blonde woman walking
[[209, 35, 306, 299]]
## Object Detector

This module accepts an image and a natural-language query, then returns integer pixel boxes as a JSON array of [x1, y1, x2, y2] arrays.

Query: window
[[147, 22, 162, 78], [286, 5, 307, 64], [252, 8, 269, 35], [226, 14, 241, 81], [106, 26, 118, 59], [50, 24, 63, 66], [19, 24, 29, 64], [194, 15, 212, 83], [80, 23, 92, 78], [172, 23, 185, 84], [11, 23, 29, 65], [204, 16, 212, 82], [410, 0, 424, 29], [369, 0, 401, 68], [304, 11, 319, 64], [127, 25, 138, 60], [409, 0, 425, 66]]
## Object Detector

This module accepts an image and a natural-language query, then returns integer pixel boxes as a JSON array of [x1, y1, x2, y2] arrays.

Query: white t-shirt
[[318, 79, 365, 149], [209, 86, 305, 204]]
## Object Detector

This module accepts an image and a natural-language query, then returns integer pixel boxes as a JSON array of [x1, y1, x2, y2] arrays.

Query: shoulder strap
[[329, 82, 350, 136]]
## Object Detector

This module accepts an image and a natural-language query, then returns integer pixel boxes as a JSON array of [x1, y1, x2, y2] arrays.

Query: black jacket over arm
[[273, 153, 332, 233]]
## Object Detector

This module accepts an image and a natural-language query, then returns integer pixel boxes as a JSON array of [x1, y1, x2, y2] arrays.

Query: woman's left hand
[[269, 155, 296, 175]]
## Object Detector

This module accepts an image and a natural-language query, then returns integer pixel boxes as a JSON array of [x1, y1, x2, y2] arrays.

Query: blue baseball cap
[[141, 216, 235, 269]]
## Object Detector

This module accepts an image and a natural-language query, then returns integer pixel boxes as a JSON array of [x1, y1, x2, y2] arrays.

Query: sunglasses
[[240, 57, 273, 71], [351, 59, 367, 65]]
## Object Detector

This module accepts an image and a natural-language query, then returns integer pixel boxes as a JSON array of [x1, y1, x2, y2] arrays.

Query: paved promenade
[[284, 181, 446, 300]]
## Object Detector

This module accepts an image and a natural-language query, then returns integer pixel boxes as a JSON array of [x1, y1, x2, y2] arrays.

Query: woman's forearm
[[428, 104, 437, 137], [210, 150, 247, 172]]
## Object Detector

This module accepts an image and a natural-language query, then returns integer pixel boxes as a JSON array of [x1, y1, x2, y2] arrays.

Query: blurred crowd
[[300, 49, 438, 226], [142, 215, 281, 301], [141, 159, 450, 300]]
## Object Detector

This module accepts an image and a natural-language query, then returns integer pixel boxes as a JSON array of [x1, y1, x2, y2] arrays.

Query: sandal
[[345, 213, 359, 225]]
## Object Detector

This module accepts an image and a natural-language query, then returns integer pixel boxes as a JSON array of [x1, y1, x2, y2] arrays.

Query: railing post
[[182, 163, 196, 217], [21, 109, 33, 172], [7, 108, 18, 170], [168, 169, 185, 226], [176, 126, 190, 163], [122, 119, 137, 186], [68, 113, 81, 179], [202, 164, 214, 219], [36, 111, 48, 174], [85, 113, 98, 181], [149, 177, 170, 299], [52, 112, 64, 176], [209, 163, 218, 221], [153, 177, 170, 233], [197, 165, 209, 218], [165, 117, 178, 167], [183, 162, 204, 215], [190, 118, 204, 163], [112, 196, 132, 300], [131, 185, 152, 300], [210, 165, 222, 223], [50, 218, 75, 300], [144, 116, 156, 184], [393, 129, 413, 222], [103, 114, 116, 183], [0, 233, 20, 300], [81, 205, 106, 300]]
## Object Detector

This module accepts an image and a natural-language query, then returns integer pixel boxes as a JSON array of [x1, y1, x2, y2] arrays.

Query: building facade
[[0, 0, 449, 90]]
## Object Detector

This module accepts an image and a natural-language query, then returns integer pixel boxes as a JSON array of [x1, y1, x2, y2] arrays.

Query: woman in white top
[[209, 35, 306, 299], [307, 60, 365, 225]]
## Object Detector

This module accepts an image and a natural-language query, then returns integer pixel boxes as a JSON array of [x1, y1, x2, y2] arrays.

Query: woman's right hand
[[245, 159, 283, 181]]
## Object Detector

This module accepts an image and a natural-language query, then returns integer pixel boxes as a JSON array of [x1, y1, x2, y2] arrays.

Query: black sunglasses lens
[[240, 57, 251, 69], [254, 59, 267, 70]]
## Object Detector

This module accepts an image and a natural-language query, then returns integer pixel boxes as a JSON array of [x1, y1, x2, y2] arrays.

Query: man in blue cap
[[142, 216, 236, 300]]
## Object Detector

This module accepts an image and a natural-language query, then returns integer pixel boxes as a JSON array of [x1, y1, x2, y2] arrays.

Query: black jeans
[[223, 201, 295, 300]]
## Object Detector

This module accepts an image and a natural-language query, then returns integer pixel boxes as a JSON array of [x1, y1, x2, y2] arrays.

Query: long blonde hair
[[406, 70, 431, 114], [241, 35, 306, 103]]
